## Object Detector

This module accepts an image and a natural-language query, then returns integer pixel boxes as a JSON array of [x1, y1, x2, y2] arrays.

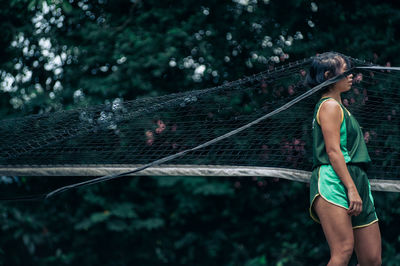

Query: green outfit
[[309, 97, 378, 228]]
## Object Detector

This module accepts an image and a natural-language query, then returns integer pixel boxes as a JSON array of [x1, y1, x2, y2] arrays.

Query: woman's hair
[[305, 52, 351, 93]]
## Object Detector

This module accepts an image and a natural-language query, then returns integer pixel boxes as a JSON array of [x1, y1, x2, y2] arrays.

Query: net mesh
[[1, 55, 400, 183]]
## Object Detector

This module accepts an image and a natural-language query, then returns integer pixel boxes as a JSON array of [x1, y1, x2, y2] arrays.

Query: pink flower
[[157, 120, 166, 129], [262, 86, 268, 94], [42, 227, 49, 235], [262, 144, 268, 150], [262, 153, 269, 160], [261, 82, 267, 89], [364, 132, 370, 143], [145, 130, 153, 138], [354, 73, 363, 83], [155, 120, 166, 134], [288, 85, 295, 95], [343, 99, 349, 106], [146, 139, 154, 146], [157, 120, 164, 127], [234, 181, 241, 188], [386, 63, 391, 72]]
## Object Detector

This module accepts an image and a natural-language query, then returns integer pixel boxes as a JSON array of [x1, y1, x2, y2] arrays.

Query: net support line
[[1, 165, 399, 192], [356, 66, 400, 71]]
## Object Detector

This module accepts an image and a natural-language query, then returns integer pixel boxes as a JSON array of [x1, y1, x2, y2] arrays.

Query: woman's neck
[[322, 91, 342, 104]]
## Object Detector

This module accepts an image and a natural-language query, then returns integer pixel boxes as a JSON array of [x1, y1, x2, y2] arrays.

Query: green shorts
[[309, 164, 378, 228]]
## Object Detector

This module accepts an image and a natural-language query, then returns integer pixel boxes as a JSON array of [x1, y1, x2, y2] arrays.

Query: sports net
[[1, 55, 400, 193]]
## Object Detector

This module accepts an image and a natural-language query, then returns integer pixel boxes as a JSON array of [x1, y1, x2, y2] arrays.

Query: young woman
[[307, 52, 381, 266]]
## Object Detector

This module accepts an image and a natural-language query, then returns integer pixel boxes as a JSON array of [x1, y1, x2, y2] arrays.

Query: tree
[[1, 0, 400, 265]]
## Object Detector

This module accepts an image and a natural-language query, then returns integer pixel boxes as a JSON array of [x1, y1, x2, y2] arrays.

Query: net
[[1, 55, 400, 195]]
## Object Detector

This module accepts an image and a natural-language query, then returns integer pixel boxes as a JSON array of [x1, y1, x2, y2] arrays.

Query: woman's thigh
[[313, 196, 354, 253], [353, 222, 381, 263]]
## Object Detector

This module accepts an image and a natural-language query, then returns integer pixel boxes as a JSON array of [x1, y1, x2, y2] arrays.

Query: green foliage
[[1, 0, 400, 265]]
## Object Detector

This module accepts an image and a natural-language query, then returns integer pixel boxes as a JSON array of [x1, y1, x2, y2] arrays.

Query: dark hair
[[305, 52, 351, 94]]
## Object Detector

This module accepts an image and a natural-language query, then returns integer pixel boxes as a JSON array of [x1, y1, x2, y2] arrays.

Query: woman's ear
[[324, 71, 331, 79]]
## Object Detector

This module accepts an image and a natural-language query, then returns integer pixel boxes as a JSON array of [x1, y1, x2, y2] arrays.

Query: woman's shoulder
[[320, 98, 341, 109], [316, 98, 344, 125]]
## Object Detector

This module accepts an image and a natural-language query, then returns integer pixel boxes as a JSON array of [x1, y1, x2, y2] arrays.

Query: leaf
[[155, 176, 183, 187], [110, 203, 137, 219], [83, 193, 107, 206], [74, 211, 110, 230], [61, 1, 73, 14], [174, 232, 197, 249], [106, 219, 128, 232], [193, 183, 234, 196], [90, 212, 110, 223], [133, 218, 165, 231], [245, 255, 268, 266], [181, 177, 207, 188], [27, 0, 37, 10]]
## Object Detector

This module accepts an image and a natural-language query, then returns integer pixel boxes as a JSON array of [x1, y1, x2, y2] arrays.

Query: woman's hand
[[347, 187, 363, 216]]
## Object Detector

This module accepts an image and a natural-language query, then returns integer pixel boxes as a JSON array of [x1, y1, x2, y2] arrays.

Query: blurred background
[[0, 0, 399, 265]]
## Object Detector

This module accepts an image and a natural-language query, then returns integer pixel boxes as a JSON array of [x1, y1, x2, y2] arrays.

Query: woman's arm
[[318, 100, 362, 216]]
